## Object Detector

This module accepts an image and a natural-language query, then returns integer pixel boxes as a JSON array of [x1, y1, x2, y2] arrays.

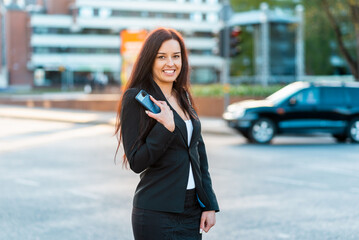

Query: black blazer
[[121, 82, 219, 213]]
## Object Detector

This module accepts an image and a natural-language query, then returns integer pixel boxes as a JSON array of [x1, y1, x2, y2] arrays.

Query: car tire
[[248, 118, 276, 144], [332, 134, 347, 143], [348, 118, 359, 143]]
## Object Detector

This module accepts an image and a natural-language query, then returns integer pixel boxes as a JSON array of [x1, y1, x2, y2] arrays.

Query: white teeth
[[164, 70, 175, 73]]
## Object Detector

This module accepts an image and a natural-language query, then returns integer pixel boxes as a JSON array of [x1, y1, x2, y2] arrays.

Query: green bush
[[191, 84, 284, 98]]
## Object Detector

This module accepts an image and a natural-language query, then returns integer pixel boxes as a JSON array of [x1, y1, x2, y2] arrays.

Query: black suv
[[223, 81, 359, 143]]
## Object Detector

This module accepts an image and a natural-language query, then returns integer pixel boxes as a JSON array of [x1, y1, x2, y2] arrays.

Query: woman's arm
[[198, 134, 220, 212], [198, 134, 219, 233], [121, 89, 176, 173]]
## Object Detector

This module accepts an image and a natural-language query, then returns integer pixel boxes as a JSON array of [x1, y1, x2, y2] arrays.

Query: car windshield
[[266, 82, 307, 104]]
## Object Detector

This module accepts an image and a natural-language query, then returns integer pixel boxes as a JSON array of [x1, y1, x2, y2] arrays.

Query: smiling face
[[152, 39, 182, 87]]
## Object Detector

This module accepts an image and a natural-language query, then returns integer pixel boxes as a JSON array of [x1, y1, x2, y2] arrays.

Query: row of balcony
[[30, 54, 223, 72], [31, 34, 217, 50], [30, 14, 222, 32]]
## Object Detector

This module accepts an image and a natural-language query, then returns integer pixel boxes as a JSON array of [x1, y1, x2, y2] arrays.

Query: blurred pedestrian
[[115, 28, 219, 240]]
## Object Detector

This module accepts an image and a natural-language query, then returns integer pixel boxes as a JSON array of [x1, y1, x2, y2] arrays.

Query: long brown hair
[[114, 27, 197, 166]]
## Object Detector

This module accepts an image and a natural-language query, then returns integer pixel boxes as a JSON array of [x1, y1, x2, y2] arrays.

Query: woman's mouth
[[163, 70, 176, 76]]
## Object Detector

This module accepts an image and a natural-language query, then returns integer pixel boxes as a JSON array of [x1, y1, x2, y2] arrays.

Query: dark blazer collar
[[150, 79, 200, 148]]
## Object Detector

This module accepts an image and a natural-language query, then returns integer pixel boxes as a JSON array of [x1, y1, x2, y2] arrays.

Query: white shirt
[[185, 119, 195, 189]]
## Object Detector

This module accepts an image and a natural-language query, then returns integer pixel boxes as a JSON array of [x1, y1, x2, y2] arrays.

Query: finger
[[145, 110, 158, 120], [203, 221, 210, 233], [204, 221, 214, 233], [200, 216, 206, 234], [149, 95, 162, 107]]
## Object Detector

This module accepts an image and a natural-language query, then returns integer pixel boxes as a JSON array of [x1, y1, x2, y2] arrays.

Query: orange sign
[[120, 29, 148, 87], [120, 29, 148, 56]]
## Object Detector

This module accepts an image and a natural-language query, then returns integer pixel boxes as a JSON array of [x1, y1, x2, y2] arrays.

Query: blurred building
[[229, 3, 305, 85], [1, 0, 223, 89], [0, 0, 7, 88]]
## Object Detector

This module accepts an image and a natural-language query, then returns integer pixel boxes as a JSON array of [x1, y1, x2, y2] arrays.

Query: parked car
[[223, 81, 359, 144]]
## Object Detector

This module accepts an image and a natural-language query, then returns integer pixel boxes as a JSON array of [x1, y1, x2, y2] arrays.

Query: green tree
[[230, 0, 358, 78], [321, 0, 359, 80], [303, 0, 335, 75], [230, 0, 295, 12]]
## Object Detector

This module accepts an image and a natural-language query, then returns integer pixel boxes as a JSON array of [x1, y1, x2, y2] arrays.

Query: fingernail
[[145, 111, 149, 114], [199, 229, 203, 234]]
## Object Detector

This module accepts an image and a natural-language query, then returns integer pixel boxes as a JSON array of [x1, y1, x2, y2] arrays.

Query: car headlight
[[232, 108, 245, 118], [223, 106, 246, 119]]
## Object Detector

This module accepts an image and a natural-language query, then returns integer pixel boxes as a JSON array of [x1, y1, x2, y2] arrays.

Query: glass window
[[79, 7, 94, 18], [191, 12, 202, 22], [99, 8, 111, 18], [320, 87, 346, 106], [291, 88, 319, 105], [206, 13, 218, 22], [191, 68, 217, 84]]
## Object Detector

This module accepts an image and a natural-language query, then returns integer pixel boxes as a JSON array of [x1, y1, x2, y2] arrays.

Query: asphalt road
[[1, 117, 359, 240]]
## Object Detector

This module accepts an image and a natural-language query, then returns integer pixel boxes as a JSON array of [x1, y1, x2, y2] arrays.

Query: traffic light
[[218, 26, 242, 58], [229, 26, 242, 58]]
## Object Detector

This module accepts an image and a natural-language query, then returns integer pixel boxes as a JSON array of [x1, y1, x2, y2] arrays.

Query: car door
[[277, 87, 321, 133], [316, 87, 349, 133]]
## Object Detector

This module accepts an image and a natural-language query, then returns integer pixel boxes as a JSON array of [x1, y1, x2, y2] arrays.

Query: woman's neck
[[154, 81, 174, 99]]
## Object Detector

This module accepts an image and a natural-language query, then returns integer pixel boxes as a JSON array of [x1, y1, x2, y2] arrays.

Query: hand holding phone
[[135, 90, 161, 114]]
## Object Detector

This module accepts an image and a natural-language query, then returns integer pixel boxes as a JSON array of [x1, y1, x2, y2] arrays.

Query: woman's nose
[[166, 58, 174, 66]]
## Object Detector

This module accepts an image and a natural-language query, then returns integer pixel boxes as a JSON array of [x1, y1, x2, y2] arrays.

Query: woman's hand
[[200, 210, 216, 234], [145, 95, 175, 132]]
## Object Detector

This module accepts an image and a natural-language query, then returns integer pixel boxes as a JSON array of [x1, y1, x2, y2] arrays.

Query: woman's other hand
[[145, 95, 175, 132], [200, 210, 216, 234]]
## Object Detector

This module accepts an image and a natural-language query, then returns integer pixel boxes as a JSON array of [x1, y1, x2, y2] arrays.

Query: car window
[[347, 88, 359, 106], [266, 82, 308, 104], [291, 88, 319, 105], [320, 87, 346, 106]]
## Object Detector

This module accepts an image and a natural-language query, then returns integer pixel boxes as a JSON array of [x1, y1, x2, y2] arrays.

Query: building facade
[[1, 0, 224, 89]]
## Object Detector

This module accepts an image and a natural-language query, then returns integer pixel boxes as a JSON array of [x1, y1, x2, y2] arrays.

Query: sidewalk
[[0, 104, 235, 136]]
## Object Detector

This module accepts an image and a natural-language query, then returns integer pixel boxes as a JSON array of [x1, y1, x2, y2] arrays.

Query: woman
[[115, 28, 219, 240]]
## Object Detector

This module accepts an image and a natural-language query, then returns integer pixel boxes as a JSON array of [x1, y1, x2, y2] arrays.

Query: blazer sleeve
[[198, 134, 220, 212], [121, 89, 176, 173]]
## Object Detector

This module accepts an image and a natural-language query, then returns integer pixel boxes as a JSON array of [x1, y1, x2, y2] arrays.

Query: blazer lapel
[[151, 79, 188, 146], [174, 112, 188, 146], [189, 116, 200, 148]]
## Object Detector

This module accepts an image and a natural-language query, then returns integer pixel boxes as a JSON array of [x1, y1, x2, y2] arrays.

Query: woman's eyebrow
[[157, 51, 181, 54]]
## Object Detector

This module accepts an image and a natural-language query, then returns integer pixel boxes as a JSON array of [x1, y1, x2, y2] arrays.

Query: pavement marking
[[0, 124, 112, 154], [277, 233, 291, 239], [67, 189, 102, 200], [0, 107, 101, 123], [0, 118, 72, 139], [14, 178, 40, 187], [307, 165, 359, 178], [266, 176, 329, 189]]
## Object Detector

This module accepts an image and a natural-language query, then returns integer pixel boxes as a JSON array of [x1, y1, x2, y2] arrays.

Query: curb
[[0, 105, 235, 136]]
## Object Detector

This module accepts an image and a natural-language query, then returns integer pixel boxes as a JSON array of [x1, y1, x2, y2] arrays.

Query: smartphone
[[135, 90, 161, 114]]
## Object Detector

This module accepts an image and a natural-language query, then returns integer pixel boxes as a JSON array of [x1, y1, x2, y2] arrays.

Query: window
[[206, 13, 218, 22], [291, 88, 319, 105], [99, 8, 111, 18], [320, 87, 346, 106], [79, 7, 94, 18], [191, 68, 217, 84], [191, 12, 202, 22]]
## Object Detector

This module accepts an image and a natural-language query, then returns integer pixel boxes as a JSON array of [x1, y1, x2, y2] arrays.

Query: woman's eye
[[158, 56, 165, 59], [174, 55, 180, 58]]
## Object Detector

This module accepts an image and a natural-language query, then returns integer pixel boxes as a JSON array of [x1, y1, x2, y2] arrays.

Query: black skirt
[[132, 189, 202, 240]]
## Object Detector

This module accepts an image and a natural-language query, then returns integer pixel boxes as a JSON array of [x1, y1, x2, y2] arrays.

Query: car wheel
[[332, 134, 347, 143], [249, 118, 276, 144], [348, 118, 359, 143]]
